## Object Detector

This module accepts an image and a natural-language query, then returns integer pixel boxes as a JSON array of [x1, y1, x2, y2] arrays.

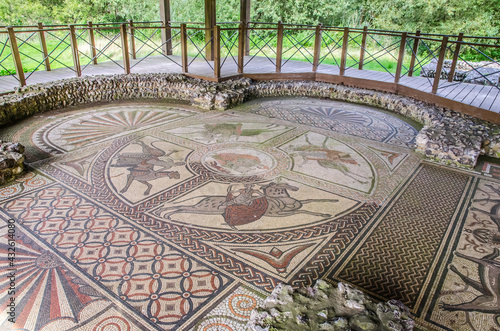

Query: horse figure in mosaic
[[156, 182, 338, 227], [113, 140, 185, 195]]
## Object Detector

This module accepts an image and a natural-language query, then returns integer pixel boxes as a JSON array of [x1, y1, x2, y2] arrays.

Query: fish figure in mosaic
[[112, 140, 185, 195], [288, 135, 372, 184], [156, 181, 338, 228]]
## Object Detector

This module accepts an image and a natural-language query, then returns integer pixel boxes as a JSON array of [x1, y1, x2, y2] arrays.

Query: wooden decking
[[1, 55, 499, 123]]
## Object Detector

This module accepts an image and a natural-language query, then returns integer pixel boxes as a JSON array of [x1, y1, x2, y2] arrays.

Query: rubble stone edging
[[247, 280, 415, 331], [0, 73, 498, 168], [0, 142, 25, 185]]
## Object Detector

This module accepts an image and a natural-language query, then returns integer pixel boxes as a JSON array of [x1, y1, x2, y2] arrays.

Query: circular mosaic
[[188, 143, 291, 183], [202, 148, 276, 177]]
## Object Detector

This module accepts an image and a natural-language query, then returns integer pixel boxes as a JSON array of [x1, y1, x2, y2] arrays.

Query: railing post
[[129, 20, 136, 60], [394, 32, 407, 84], [120, 23, 131, 74], [238, 23, 245, 74], [88, 21, 98, 65], [358, 26, 368, 70], [276, 21, 284, 73], [408, 29, 420, 77], [448, 32, 464, 82], [432, 36, 449, 94], [339, 27, 349, 76], [245, 22, 250, 56], [312, 24, 323, 72], [38, 23, 51, 71], [68, 25, 81, 77], [214, 25, 220, 78], [180, 24, 188, 73], [7, 27, 26, 87]]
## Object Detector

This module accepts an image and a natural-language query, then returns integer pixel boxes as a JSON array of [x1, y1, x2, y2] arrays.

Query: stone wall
[[0, 73, 499, 168], [247, 280, 415, 331], [0, 142, 25, 185]]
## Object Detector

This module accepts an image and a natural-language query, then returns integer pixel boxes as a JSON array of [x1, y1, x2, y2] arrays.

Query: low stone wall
[[0, 142, 25, 185], [247, 280, 414, 331], [0, 73, 499, 168]]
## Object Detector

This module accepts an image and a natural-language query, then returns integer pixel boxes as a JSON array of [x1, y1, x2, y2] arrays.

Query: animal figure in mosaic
[[465, 184, 500, 246], [113, 141, 185, 195], [156, 181, 338, 228], [440, 184, 500, 315], [209, 153, 269, 174], [204, 123, 242, 142], [195, 123, 283, 143], [288, 135, 372, 184], [441, 248, 500, 314]]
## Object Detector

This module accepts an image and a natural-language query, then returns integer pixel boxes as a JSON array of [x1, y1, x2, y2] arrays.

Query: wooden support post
[[275, 21, 284, 73], [7, 27, 26, 86], [240, 0, 250, 56], [180, 24, 188, 73], [432, 36, 448, 94], [408, 29, 420, 77], [159, 0, 172, 55], [214, 25, 220, 78], [358, 26, 368, 70], [120, 24, 131, 74], [394, 32, 407, 84], [238, 23, 245, 73], [448, 32, 464, 82], [339, 27, 349, 76], [68, 25, 82, 77], [129, 20, 136, 60], [312, 24, 322, 72], [88, 21, 98, 64], [205, 0, 216, 61], [38, 23, 51, 71]]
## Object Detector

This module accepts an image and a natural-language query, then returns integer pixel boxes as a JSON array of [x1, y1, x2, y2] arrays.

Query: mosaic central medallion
[[188, 143, 291, 182], [202, 147, 277, 177]]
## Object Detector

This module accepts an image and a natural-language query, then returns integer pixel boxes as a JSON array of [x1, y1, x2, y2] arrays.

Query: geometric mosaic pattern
[[0, 98, 497, 330], [334, 165, 471, 307]]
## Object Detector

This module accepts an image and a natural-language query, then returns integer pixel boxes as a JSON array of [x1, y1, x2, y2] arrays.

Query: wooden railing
[[1, 21, 499, 109]]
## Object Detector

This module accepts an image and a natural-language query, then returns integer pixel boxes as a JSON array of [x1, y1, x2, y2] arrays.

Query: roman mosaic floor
[[1, 97, 500, 330]]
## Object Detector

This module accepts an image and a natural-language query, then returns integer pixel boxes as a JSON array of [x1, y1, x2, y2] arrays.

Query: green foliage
[[0, 0, 498, 39]]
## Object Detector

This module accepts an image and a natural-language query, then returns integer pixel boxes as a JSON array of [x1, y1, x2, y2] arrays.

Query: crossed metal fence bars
[[1, 21, 499, 110]]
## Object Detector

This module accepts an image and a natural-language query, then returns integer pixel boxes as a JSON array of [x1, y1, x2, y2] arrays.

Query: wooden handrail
[[38, 23, 51, 71], [180, 24, 188, 73], [214, 25, 221, 78], [358, 26, 368, 70], [432, 36, 449, 94], [120, 23, 131, 74], [7, 27, 26, 86], [68, 24, 81, 77], [339, 27, 349, 76], [275, 22, 284, 73], [129, 20, 136, 60], [408, 30, 420, 77], [238, 23, 245, 73], [2, 20, 500, 94], [88, 22, 98, 65], [394, 32, 407, 84], [448, 33, 464, 82], [312, 24, 322, 72]]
